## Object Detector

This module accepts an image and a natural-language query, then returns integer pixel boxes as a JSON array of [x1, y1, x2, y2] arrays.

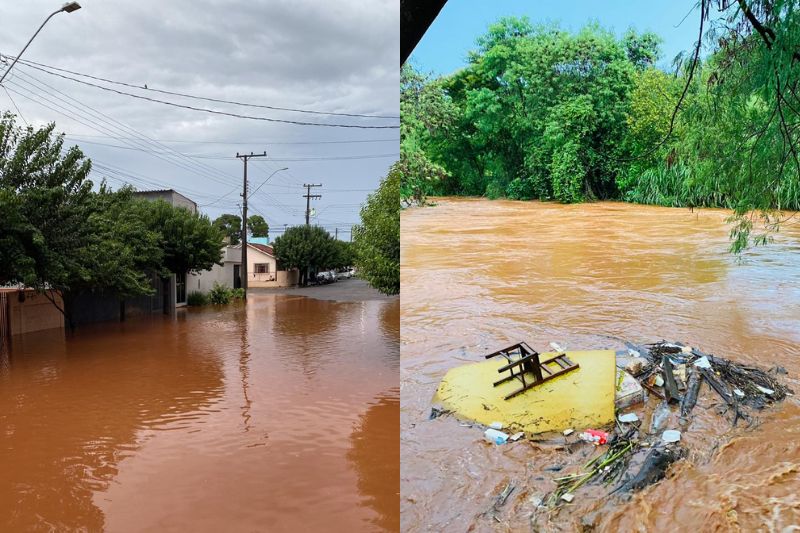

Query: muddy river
[[0, 286, 399, 532], [401, 198, 800, 531]]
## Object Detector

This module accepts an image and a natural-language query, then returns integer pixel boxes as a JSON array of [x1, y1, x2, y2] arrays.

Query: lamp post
[[0, 2, 82, 85], [249, 167, 289, 198]]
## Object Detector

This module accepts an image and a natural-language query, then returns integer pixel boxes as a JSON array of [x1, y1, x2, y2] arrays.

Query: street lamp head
[[61, 2, 81, 13]]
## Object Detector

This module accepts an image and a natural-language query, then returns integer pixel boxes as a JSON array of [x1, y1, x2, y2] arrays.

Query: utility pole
[[335, 227, 338, 240], [303, 183, 322, 225], [236, 151, 267, 299]]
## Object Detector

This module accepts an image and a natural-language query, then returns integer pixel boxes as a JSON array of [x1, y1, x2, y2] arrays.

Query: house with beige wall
[[188, 243, 298, 292], [243, 243, 299, 288]]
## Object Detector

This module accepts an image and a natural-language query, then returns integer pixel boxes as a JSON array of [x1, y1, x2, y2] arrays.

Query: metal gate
[[0, 292, 10, 353]]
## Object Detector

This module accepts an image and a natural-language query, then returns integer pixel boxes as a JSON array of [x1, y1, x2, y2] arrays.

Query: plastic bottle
[[484, 428, 509, 445], [650, 401, 671, 433]]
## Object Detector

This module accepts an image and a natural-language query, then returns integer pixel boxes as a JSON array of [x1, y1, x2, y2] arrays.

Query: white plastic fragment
[[628, 348, 641, 358], [756, 385, 775, 395], [618, 413, 639, 423], [654, 375, 665, 387], [560, 493, 574, 503], [550, 342, 565, 352], [733, 388, 745, 398], [509, 431, 525, 442], [489, 421, 504, 430], [563, 428, 574, 436], [693, 356, 712, 369], [662, 430, 681, 443], [484, 428, 509, 445]]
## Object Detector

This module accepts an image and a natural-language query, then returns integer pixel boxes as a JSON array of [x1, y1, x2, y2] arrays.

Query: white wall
[[189, 246, 241, 294]]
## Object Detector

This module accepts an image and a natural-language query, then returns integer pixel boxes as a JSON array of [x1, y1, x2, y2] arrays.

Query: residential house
[[189, 245, 242, 293], [240, 243, 299, 288], [134, 189, 198, 214]]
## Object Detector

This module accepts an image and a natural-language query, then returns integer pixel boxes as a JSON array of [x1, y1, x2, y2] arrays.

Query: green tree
[[134, 199, 223, 275], [212, 213, 242, 245], [0, 114, 165, 329], [248, 214, 269, 238], [353, 165, 400, 295], [331, 240, 355, 270], [272, 225, 337, 286]]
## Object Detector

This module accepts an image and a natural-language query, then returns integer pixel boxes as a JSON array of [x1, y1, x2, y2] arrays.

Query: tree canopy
[[0, 113, 224, 327], [354, 164, 400, 295], [272, 225, 337, 286], [401, 7, 800, 251], [212, 213, 242, 245], [248, 215, 269, 238]]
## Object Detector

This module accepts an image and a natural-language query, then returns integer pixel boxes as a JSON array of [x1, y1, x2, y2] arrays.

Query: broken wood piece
[[661, 355, 682, 404]]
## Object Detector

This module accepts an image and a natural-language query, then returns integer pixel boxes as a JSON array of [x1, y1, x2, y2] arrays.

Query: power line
[[9, 61, 400, 129], [64, 132, 400, 145], [12, 56, 400, 119], [5, 73, 240, 188], [57, 137, 399, 161], [190, 153, 400, 161], [2, 86, 28, 126]]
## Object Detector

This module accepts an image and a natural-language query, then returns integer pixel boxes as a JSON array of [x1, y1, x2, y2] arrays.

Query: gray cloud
[[0, 0, 399, 232]]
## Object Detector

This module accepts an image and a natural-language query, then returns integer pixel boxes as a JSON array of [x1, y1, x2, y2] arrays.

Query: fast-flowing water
[[401, 198, 800, 532], [0, 285, 399, 532]]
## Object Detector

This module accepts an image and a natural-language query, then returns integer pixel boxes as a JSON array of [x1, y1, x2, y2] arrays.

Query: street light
[[0, 2, 82, 85], [249, 167, 289, 198]]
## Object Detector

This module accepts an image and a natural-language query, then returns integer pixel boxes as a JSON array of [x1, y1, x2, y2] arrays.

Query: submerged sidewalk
[[249, 278, 395, 303]]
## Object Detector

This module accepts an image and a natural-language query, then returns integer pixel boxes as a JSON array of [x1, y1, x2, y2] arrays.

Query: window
[[254, 263, 270, 274]]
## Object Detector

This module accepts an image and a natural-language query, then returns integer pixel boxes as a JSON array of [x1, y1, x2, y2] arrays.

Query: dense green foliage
[[187, 291, 209, 306], [207, 282, 244, 305], [402, 3, 800, 251], [212, 213, 242, 245], [272, 225, 338, 286], [248, 215, 269, 238], [0, 113, 224, 327], [353, 165, 400, 295]]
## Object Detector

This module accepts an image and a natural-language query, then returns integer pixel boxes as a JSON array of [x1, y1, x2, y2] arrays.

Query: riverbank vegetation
[[401, 1, 800, 251], [0, 113, 224, 328]]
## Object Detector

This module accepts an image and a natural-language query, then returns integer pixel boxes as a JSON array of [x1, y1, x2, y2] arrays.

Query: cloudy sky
[[0, 0, 399, 239]]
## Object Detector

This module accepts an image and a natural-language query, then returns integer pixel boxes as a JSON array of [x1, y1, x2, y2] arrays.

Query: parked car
[[316, 270, 337, 284]]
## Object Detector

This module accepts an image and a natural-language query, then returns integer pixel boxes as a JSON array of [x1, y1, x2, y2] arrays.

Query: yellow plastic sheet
[[432, 351, 616, 434]]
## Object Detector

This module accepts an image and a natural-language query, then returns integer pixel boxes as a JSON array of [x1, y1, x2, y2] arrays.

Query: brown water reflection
[[0, 287, 399, 532], [401, 198, 800, 532]]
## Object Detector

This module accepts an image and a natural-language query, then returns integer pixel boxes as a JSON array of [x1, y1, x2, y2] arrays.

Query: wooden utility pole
[[236, 151, 267, 298], [335, 227, 338, 240], [303, 183, 322, 225]]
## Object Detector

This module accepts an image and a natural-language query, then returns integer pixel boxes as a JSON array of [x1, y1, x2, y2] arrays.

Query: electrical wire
[[10, 61, 399, 129], [12, 56, 400, 119]]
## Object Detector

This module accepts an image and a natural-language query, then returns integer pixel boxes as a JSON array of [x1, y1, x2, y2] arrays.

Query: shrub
[[208, 282, 232, 305], [485, 181, 505, 200], [187, 291, 208, 306], [231, 288, 245, 300], [506, 177, 537, 200]]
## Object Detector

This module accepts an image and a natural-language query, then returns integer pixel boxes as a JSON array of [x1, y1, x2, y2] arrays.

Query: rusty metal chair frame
[[484, 342, 580, 400]]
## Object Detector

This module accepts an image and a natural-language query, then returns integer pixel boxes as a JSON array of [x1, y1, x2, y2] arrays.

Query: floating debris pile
[[540, 340, 792, 506]]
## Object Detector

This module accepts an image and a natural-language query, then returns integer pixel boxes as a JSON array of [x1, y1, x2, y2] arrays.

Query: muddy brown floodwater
[[0, 284, 399, 532], [401, 198, 800, 532]]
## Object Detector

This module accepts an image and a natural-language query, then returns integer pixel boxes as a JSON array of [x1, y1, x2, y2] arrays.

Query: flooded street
[[0, 283, 399, 532], [401, 198, 800, 531]]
